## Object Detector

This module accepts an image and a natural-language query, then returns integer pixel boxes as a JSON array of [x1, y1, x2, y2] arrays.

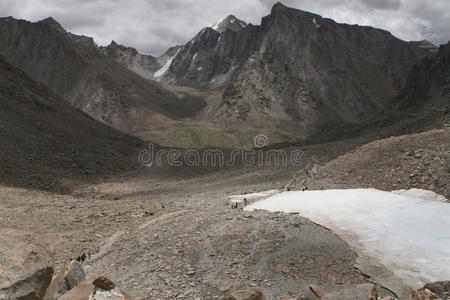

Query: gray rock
[[44, 260, 86, 300], [226, 288, 266, 300], [58, 277, 132, 300], [0, 229, 53, 300]]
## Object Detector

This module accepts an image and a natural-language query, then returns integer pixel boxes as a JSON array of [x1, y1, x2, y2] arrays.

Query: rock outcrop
[[58, 277, 132, 300], [159, 15, 259, 89], [409, 281, 450, 300], [0, 229, 53, 300], [44, 260, 86, 300]]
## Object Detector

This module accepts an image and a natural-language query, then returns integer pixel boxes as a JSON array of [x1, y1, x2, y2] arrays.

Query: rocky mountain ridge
[[99, 41, 181, 80], [193, 3, 430, 140], [0, 16, 205, 134], [0, 3, 445, 146]]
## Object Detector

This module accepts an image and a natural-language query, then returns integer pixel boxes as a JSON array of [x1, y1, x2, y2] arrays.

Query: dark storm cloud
[[0, 0, 448, 56]]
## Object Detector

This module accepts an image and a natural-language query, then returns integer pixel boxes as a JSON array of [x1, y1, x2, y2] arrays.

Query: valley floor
[[0, 128, 448, 299]]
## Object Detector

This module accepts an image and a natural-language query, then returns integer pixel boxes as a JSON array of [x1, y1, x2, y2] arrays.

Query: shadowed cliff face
[[383, 42, 450, 131], [0, 17, 205, 134]]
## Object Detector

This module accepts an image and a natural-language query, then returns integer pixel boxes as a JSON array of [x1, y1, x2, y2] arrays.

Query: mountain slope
[[158, 15, 260, 89], [0, 55, 142, 191], [99, 41, 181, 80], [0, 17, 205, 134], [297, 129, 449, 199], [157, 3, 429, 141], [382, 41, 450, 133]]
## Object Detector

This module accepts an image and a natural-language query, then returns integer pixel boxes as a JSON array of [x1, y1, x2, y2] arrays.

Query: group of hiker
[[229, 198, 248, 209], [75, 251, 91, 263]]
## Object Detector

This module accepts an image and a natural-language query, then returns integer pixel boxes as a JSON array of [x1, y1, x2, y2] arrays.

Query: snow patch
[[313, 17, 321, 28], [211, 16, 226, 31], [245, 188, 450, 288], [154, 49, 180, 78]]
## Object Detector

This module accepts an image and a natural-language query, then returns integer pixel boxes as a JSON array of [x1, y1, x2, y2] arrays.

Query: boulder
[[58, 277, 132, 300], [423, 281, 450, 299], [0, 229, 53, 300], [408, 281, 450, 300], [44, 260, 86, 299], [93, 277, 115, 291], [225, 288, 266, 300]]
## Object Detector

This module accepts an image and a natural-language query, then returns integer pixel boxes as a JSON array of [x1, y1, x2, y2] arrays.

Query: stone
[[93, 277, 116, 291], [423, 281, 450, 298], [227, 288, 266, 300], [0, 229, 53, 300], [409, 281, 450, 300], [297, 285, 324, 300], [59, 277, 132, 300], [44, 260, 86, 300]]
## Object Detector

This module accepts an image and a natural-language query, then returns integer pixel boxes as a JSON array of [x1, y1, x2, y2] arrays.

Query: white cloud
[[0, 0, 448, 56]]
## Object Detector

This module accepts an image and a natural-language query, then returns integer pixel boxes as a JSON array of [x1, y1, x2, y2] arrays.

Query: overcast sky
[[1, 0, 449, 56]]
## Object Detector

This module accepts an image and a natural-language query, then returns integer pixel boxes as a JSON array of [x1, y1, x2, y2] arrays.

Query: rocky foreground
[[1, 128, 449, 299]]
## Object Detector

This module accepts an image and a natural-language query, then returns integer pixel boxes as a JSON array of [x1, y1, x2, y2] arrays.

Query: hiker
[[76, 256, 81, 262], [81, 253, 86, 263], [88, 251, 91, 260]]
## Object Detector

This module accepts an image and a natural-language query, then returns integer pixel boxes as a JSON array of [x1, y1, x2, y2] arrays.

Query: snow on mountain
[[210, 15, 247, 33], [154, 49, 180, 79]]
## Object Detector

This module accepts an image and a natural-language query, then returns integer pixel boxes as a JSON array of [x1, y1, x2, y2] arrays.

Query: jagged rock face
[[160, 3, 428, 139], [0, 17, 205, 134], [0, 229, 53, 300], [159, 17, 260, 89], [386, 41, 450, 130], [99, 41, 181, 81], [400, 42, 450, 107], [99, 41, 160, 80]]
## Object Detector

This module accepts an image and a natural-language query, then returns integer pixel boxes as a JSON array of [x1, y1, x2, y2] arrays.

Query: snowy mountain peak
[[211, 15, 247, 33]]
